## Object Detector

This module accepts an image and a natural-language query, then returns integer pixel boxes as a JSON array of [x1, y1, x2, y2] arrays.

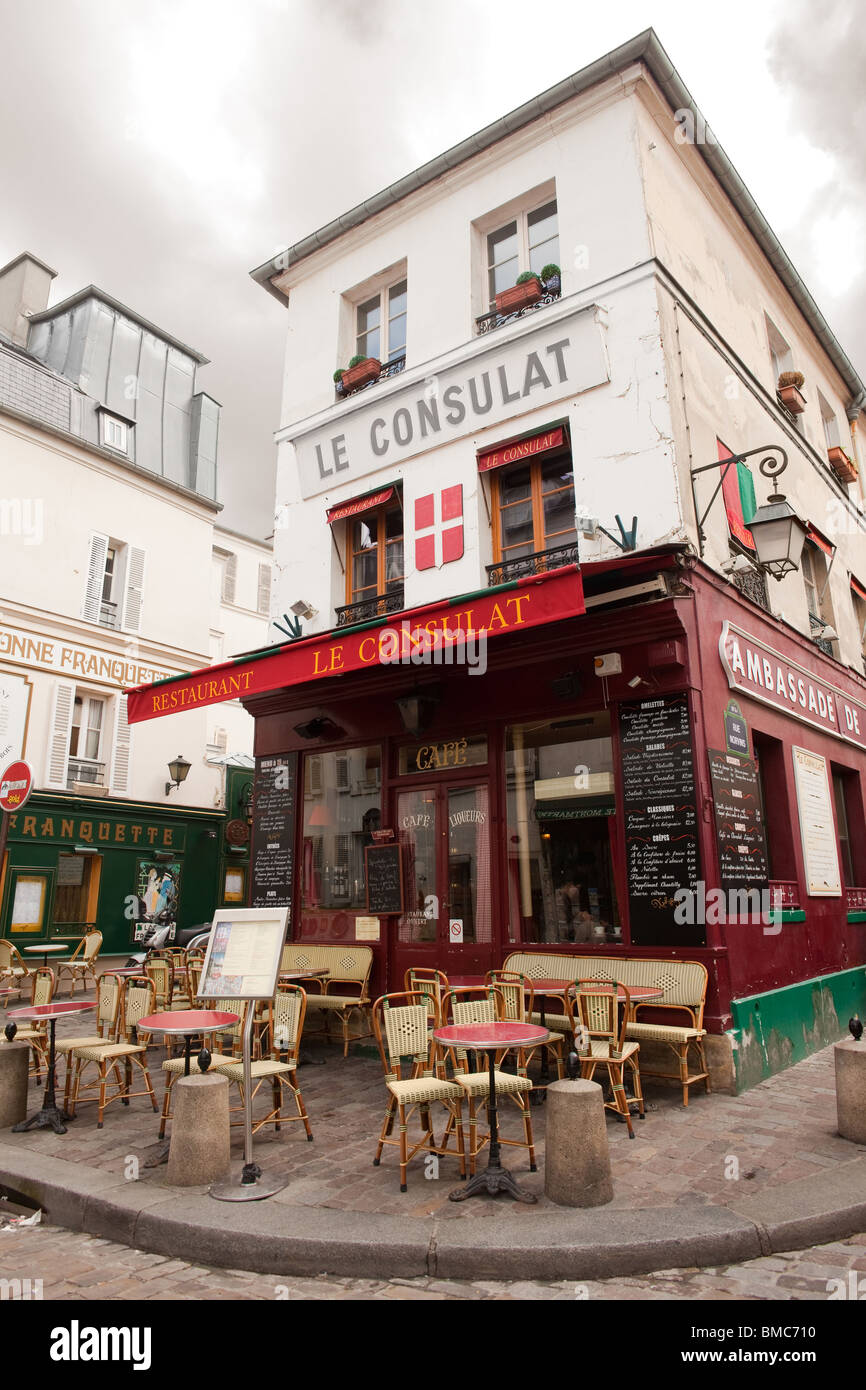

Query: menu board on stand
[[619, 694, 701, 945], [250, 754, 298, 914]]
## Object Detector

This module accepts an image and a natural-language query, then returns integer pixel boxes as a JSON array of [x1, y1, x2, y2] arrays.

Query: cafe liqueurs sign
[[290, 306, 609, 499], [720, 621, 866, 752]]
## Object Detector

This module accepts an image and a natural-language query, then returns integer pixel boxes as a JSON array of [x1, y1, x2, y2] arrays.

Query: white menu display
[[0, 674, 30, 766], [792, 747, 842, 897], [198, 908, 288, 1000]]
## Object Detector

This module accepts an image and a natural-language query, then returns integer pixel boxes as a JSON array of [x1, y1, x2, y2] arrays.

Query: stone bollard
[[544, 1078, 613, 1208], [0, 1042, 30, 1128], [165, 1073, 230, 1187], [835, 1039, 866, 1144]]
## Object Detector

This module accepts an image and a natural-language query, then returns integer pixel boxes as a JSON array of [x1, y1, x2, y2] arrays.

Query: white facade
[[260, 50, 866, 681]]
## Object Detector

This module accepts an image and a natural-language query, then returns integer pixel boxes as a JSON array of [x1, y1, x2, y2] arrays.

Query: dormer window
[[97, 407, 133, 456]]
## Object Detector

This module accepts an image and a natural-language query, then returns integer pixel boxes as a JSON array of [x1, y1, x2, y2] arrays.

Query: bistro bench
[[280, 943, 373, 1056], [502, 951, 710, 1105]]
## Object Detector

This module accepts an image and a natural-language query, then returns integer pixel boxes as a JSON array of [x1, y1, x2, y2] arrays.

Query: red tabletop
[[434, 1022, 549, 1049], [137, 1009, 238, 1036], [8, 1001, 95, 1022]]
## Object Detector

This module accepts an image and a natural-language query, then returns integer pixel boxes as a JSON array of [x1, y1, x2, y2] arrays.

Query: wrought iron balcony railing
[[475, 287, 561, 336], [335, 587, 404, 628], [335, 355, 406, 401], [99, 599, 119, 628], [731, 562, 771, 613], [809, 613, 835, 657], [486, 543, 578, 588], [67, 758, 106, 789]]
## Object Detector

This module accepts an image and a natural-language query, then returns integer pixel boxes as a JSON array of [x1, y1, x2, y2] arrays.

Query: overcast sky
[[1, 0, 862, 538]]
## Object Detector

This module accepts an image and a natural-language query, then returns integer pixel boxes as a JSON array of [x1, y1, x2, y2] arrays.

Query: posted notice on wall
[[198, 907, 289, 1000], [792, 747, 842, 897]]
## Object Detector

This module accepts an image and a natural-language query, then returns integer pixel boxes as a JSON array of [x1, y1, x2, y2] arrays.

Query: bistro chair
[[56, 971, 123, 1110], [567, 980, 644, 1139], [404, 967, 449, 1040], [68, 976, 159, 1128], [372, 991, 466, 1193], [158, 997, 249, 1139], [145, 958, 172, 1013], [304, 948, 374, 1056], [0, 939, 30, 992], [13, 968, 55, 1084], [440, 987, 537, 1176], [209, 986, 313, 1140], [486, 969, 566, 1083], [56, 929, 102, 996]]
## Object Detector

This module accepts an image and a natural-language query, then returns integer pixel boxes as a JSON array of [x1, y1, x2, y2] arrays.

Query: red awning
[[851, 574, 866, 602], [807, 523, 835, 556], [326, 487, 394, 524], [125, 564, 585, 725], [478, 427, 564, 474]]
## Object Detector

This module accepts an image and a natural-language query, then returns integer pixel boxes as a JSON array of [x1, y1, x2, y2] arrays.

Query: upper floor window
[[765, 314, 793, 385], [347, 500, 404, 608], [356, 278, 407, 365], [818, 390, 841, 451], [46, 683, 131, 795], [81, 533, 145, 631], [802, 539, 836, 654], [70, 692, 105, 765], [213, 547, 237, 605], [490, 442, 576, 574], [97, 407, 133, 456], [486, 200, 559, 308]]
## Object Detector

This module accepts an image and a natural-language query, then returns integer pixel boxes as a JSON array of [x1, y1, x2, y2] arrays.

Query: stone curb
[[2, 1143, 865, 1280]]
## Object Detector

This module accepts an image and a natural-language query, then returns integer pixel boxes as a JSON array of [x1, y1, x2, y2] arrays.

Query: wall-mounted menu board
[[707, 749, 770, 894], [250, 753, 298, 914], [364, 843, 404, 915], [620, 694, 701, 946], [792, 747, 842, 897]]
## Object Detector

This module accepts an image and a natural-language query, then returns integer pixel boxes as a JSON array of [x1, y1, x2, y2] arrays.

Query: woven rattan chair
[[441, 987, 537, 1175], [68, 976, 159, 1128], [0, 939, 30, 993], [157, 996, 249, 1139], [372, 991, 465, 1192], [145, 958, 172, 1013], [13, 968, 55, 1083], [568, 980, 644, 1138], [622, 959, 710, 1106], [404, 967, 449, 1039], [304, 947, 374, 1056], [56, 929, 102, 996], [56, 971, 123, 1109], [486, 969, 566, 1083], [208, 986, 313, 1139]]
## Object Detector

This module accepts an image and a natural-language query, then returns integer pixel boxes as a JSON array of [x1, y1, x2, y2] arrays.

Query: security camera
[[816, 624, 837, 642], [290, 600, 318, 620], [721, 554, 752, 575]]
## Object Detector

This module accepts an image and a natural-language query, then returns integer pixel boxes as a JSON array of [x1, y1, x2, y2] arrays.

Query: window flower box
[[340, 357, 381, 393], [495, 276, 543, 315], [828, 445, 858, 484], [777, 371, 806, 415]]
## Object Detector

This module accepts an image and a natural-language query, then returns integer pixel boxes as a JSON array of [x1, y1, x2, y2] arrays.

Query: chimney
[[0, 253, 57, 347]]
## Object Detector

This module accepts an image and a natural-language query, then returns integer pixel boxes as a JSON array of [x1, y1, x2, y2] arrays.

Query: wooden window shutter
[[222, 552, 237, 604], [110, 694, 132, 795], [81, 533, 110, 623], [46, 681, 75, 788], [257, 563, 271, 615], [122, 547, 146, 632]]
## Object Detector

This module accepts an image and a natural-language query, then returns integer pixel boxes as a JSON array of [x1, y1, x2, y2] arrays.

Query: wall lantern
[[165, 755, 192, 796], [690, 445, 807, 580], [395, 689, 441, 737]]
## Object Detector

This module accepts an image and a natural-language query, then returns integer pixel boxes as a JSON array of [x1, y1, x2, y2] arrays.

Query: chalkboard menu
[[250, 754, 298, 914], [364, 843, 404, 915], [708, 750, 770, 895], [620, 694, 701, 946]]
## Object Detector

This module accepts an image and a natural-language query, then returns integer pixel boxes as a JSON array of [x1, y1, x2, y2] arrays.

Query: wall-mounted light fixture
[[165, 755, 191, 796], [395, 688, 441, 737]]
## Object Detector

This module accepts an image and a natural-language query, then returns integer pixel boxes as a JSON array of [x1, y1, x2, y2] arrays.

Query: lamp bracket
[[690, 444, 788, 554]]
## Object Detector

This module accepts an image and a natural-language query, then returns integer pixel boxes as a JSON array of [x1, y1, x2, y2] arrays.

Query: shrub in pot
[[777, 370, 806, 414], [541, 262, 561, 294], [340, 354, 382, 392], [495, 270, 544, 315]]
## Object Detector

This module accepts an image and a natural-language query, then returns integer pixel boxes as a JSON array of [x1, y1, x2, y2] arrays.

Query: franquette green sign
[[7, 810, 186, 852]]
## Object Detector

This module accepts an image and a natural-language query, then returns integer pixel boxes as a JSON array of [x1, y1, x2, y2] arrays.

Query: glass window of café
[[301, 747, 382, 917], [505, 714, 621, 945]]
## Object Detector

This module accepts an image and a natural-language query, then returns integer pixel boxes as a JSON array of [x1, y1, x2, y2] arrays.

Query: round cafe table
[[139, 1009, 239, 1167], [433, 1020, 549, 1204], [23, 942, 70, 970], [8, 1000, 95, 1134]]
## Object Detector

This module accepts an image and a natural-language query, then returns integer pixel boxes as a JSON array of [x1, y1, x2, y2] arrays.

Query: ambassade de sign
[[719, 620, 866, 752], [290, 305, 609, 499]]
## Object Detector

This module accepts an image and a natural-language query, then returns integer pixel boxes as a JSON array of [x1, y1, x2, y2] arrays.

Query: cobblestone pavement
[[1, 1224, 864, 1300], [2, 983, 863, 1220]]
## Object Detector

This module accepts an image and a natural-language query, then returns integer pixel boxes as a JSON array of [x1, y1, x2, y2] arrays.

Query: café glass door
[[394, 781, 493, 983]]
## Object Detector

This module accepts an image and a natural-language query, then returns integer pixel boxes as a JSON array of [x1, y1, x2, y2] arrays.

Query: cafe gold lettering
[[414, 738, 468, 771]]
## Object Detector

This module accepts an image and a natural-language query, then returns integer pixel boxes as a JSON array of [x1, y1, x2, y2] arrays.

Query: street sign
[[0, 760, 33, 813]]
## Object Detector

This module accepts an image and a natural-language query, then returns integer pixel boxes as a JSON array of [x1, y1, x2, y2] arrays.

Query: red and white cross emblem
[[414, 486, 464, 570]]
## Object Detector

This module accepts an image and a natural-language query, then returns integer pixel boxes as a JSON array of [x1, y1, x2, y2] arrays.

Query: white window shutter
[[110, 694, 132, 795], [46, 681, 75, 789], [222, 552, 237, 605], [122, 547, 146, 632], [81, 533, 109, 623], [257, 563, 271, 615]]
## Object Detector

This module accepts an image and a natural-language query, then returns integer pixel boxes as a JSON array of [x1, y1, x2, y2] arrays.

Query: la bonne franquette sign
[[720, 621, 866, 752]]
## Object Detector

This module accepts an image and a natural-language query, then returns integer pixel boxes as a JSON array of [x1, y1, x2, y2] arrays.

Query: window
[[68, 693, 105, 786], [356, 279, 407, 365], [492, 447, 576, 566], [852, 584, 866, 674], [818, 390, 841, 452], [753, 731, 797, 883], [55, 853, 101, 929], [832, 770, 855, 887], [8, 871, 51, 934], [765, 315, 792, 385], [802, 542, 836, 651], [213, 547, 237, 604], [100, 413, 129, 454], [81, 533, 144, 631], [256, 562, 272, 616], [301, 747, 382, 914], [486, 199, 558, 307], [347, 500, 404, 607]]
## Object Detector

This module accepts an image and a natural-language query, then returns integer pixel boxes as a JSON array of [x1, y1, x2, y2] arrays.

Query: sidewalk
[[1, 994, 864, 1279]]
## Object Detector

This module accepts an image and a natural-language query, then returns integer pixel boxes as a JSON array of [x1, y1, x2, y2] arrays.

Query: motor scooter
[[125, 915, 212, 967]]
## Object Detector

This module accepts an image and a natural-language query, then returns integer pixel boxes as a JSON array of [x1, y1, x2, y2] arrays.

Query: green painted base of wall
[[729, 966, 866, 1092]]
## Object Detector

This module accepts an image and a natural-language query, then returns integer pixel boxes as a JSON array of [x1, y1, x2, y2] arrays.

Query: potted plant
[[333, 367, 347, 397], [495, 270, 543, 315], [340, 354, 382, 393], [777, 370, 806, 415], [541, 262, 561, 294], [828, 444, 859, 484]]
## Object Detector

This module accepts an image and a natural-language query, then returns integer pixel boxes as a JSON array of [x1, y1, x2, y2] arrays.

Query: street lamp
[[165, 755, 191, 796], [690, 445, 807, 581]]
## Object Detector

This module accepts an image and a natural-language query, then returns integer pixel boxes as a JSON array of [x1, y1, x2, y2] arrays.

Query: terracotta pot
[[495, 279, 543, 314], [778, 383, 806, 414], [341, 358, 381, 392], [828, 445, 858, 484]]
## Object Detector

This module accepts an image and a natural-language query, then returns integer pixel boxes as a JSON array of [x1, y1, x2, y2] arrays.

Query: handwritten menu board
[[620, 695, 701, 946], [250, 754, 298, 914], [708, 750, 770, 893], [365, 843, 404, 915]]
